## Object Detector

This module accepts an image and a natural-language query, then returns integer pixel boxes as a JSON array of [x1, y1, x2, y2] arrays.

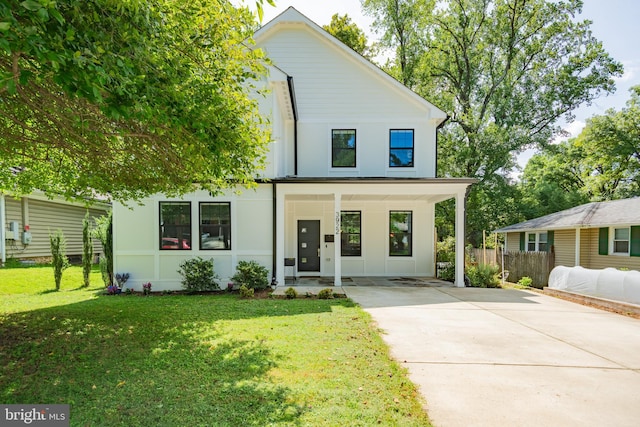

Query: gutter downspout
[[0, 194, 6, 265], [272, 182, 277, 284], [287, 76, 298, 176], [435, 115, 450, 178]]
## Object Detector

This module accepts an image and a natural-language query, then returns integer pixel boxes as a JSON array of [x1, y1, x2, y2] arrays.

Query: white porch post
[[276, 187, 286, 287], [455, 191, 466, 287], [575, 227, 581, 267], [333, 192, 342, 287]]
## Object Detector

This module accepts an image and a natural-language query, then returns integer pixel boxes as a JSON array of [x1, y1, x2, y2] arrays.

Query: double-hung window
[[200, 202, 231, 250], [613, 227, 630, 255], [389, 211, 412, 256], [159, 202, 191, 250], [527, 232, 547, 252], [332, 129, 356, 167], [341, 211, 361, 256], [389, 129, 414, 167]]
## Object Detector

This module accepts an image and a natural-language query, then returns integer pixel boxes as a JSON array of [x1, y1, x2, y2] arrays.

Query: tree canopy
[[323, 13, 372, 58], [0, 0, 271, 202], [363, 0, 622, 242]]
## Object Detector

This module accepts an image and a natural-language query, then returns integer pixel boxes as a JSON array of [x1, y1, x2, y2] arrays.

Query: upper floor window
[[160, 202, 191, 250], [332, 129, 356, 167], [200, 202, 231, 250], [527, 232, 547, 252], [389, 211, 412, 256], [341, 211, 361, 256], [389, 129, 414, 167], [613, 227, 630, 255]]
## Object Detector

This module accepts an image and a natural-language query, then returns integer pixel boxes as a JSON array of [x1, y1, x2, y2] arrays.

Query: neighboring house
[[112, 7, 475, 291], [0, 191, 109, 264], [496, 198, 640, 271]]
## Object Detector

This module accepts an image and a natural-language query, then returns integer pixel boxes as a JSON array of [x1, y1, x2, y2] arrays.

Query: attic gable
[[254, 7, 447, 124]]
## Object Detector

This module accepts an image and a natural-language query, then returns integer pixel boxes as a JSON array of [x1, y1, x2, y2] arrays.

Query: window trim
[[199, 202, 231, 251], [331, 129, 357, 168], [340, 211, 362, 257], [159, 201, 192, 251], [389, 129, 415, 168], [611, 226, 630, 255], [389, 210, 413, 257], [526, 232, 547, 252]]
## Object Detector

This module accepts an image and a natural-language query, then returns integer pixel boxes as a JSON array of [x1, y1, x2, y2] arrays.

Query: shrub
[[466, 264, 500, 288], [436, 236, 456, 263], [93, 212, 113, 287], [317, 288, 334, 299], [439, 263, 456, 282], [231, 260, 269, 290], [517, 276, 533, 287], [49, 229, 70, 291], [82, 211, 93, 288], [239, 284, 254, 298], [284, 287, 298, 299], [178, 257, 219, 293]]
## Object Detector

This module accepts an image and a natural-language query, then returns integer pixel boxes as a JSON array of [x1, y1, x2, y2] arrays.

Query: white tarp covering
[[549, 266, 640, 305]]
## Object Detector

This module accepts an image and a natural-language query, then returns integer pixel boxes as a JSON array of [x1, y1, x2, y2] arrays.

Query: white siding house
[[112, 8, 475, 291]]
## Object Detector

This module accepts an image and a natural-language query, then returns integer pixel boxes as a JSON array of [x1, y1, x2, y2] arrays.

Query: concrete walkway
[[343, 286, 640, 427]]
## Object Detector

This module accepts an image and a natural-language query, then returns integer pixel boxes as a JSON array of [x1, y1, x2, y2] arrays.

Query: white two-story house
[[112, 8, 475, 290]]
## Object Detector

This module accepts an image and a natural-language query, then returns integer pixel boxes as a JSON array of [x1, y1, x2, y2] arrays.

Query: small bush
[[82, 211, 93, 288], [466, 264, 500, 288], [231, 260, 269, 290], [49, 229, 70, 291], [517, 276, 533, 287], [284, 287, 298, 299], [178, 257, 219, 293], [317, 288, 334, 299], [239, 284, 254, 298], [438, 263, 455, 282]]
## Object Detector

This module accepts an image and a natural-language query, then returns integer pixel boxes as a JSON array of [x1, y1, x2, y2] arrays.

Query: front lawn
[[0, 266, 432, 426]]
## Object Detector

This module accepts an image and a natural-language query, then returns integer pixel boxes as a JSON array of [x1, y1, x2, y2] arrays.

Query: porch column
[[333, 192, 342, 287], [575, 228, 581, 267], [275, 187, 286, 287], [455, 191, 466, 287]]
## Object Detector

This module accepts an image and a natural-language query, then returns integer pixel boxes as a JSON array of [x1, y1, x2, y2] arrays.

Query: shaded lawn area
[[0, 267, 432, 426]]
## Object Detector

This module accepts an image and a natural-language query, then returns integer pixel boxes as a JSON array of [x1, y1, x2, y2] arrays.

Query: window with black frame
[[389, 129, 414, 167], [341, 211, 361, 256], [332, 129, 356, 167], [159, 202, 191, 250], [389, 211, 412, 256], [200, 202, 231, 250]]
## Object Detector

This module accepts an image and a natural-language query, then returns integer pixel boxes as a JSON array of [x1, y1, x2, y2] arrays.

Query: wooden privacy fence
[[468, 248, 555, 288]]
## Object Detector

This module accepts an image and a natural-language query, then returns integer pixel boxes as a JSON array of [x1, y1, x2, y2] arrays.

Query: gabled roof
[[495, 198, 640, 232], [253, 7, 447, 125]]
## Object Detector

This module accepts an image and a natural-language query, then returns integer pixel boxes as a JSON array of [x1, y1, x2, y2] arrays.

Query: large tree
[[520, 85, 640, 208], [364, 0, 622, 240], [0, 0, 270, 202], [323, 13, 372, 58]]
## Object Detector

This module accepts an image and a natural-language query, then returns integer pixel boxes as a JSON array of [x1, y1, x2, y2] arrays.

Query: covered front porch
[[273, 178, 474, 288]]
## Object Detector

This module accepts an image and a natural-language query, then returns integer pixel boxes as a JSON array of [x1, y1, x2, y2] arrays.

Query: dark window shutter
[[519, 232, 525, 251], [598, 227, 609, 255], [547, 231, 554, 253], [631, 226, 640, 257]]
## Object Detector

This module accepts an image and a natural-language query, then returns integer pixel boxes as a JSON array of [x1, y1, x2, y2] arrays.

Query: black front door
[[298, 220, 320, 272]]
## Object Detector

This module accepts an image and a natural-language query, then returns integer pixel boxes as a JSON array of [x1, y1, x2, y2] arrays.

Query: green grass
[[0, 266, 432, 426]]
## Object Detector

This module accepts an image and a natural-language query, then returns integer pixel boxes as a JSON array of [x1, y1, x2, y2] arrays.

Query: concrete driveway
[[343, 286, 640, 427]]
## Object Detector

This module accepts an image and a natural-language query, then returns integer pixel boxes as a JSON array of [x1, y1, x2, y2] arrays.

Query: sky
[[243, 0, 640, 170]]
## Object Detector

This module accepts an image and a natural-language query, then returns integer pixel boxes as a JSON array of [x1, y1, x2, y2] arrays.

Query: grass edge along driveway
[[0, 267, 432, 426]]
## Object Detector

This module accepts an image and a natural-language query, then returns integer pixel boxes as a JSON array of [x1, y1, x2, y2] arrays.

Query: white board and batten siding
[[257, 25, 440, 179], [113, 187, 274, 292]]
